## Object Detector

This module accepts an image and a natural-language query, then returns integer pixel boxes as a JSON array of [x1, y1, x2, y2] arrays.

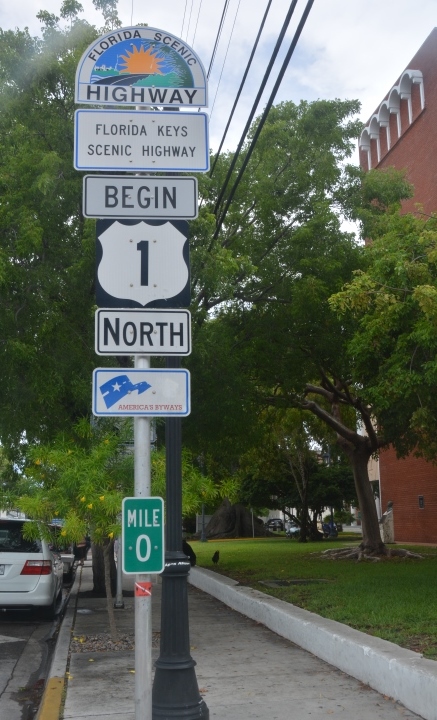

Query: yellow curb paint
[[36, 677, 64, 720]]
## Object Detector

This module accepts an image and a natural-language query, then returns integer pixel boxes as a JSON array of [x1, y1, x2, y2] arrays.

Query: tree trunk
[[205, 498, 268, 539], [299, 491, 309, 543], [343, 443, 384, 554], [91, 541, 117, 595], [103, 541, 118, 642]]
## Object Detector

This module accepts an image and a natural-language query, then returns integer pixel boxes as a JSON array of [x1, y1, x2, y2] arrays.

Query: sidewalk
[[37, 560, 428, 720]]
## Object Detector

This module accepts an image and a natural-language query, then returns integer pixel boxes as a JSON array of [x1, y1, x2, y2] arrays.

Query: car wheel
[[40, 595, 56, 621], [40, 586, 61, 621]]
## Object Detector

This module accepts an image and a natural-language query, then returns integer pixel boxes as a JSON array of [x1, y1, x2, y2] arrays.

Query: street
[[0, 589, 68, 719]]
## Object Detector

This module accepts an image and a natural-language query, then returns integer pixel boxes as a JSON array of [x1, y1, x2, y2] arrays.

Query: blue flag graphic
[[99, 374, 151, 409]]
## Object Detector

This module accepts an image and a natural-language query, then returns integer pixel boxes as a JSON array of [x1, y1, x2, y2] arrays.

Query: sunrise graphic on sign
[[91, 39, 194, 88], [119, 45, 164, 75]]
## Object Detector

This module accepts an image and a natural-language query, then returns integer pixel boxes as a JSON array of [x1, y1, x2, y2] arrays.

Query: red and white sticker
[[135, 581, 152, 597]]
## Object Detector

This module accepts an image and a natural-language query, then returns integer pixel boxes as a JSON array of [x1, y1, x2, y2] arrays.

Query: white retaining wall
[[189, 566, 437, 720]]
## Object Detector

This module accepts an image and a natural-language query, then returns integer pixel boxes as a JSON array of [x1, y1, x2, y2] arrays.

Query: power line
[[210, 0, 242, 117], [210, 0, 274, 176], [191, 0, 204, 47], [180, 0, 189, 38], [213, 0, 300, 217], [207, 0, 231, 79], [214, 0, 315, 240], [185, 0, 195, 41]]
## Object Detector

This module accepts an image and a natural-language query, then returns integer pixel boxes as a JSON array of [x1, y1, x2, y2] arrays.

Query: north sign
[[95, 308, 191, 356], [83, 175, 198, 219], [75, 26, 207, 107], [95, 219, 190, 309], [122, 497, 165, 575], [74, 110, 209, 172], [92, 368, 190, 416]]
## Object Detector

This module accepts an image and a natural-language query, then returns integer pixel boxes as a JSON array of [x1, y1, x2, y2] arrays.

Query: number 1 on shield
[[137, 240, 149, 286]]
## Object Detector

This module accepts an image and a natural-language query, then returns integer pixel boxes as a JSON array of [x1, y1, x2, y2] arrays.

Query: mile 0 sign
[[75, 26, 207, 107], [122, 497, 165, 575]]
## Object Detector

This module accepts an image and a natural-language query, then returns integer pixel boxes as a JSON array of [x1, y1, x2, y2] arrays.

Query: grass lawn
[[191, 535, 437, 659]]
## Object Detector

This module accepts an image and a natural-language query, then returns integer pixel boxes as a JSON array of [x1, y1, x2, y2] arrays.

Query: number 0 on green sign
[[122, 497, 165, 574]]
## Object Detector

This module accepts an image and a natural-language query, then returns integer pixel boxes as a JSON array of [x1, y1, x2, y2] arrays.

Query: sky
[[1, 0, 437, 159]]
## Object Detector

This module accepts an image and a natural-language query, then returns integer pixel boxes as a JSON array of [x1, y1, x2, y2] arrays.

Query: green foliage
[[238, 415, 356, 519], [11, 418, 219, 541], [0, 16, 98, 456], [151, 448, 218, 517], [92, 0, 121, 30], [330, 211, 437, 459]]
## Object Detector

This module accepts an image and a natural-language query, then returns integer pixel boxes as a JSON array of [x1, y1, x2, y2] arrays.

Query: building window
[[418, 495, 425, 509]]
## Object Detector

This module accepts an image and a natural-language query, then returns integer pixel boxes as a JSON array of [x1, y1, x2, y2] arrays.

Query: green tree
[[330, 210, 437, 462], [0, 14, 98, 460], [186, 112, 414, 557], [238, 409, 356, 541], [0, 7, 419, 559]]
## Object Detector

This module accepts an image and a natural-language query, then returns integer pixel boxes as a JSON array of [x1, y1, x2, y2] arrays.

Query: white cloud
[[1, 0, 436, 153]]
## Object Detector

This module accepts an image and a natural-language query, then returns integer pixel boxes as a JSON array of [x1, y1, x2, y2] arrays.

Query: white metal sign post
[[75, 23, 209, 720], [134, 354, 152, 720]]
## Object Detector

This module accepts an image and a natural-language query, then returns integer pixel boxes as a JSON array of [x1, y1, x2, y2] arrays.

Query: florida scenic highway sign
[[75, 26, 207, 107]]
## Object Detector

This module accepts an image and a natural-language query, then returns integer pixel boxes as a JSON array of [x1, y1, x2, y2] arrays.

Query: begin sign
[[83, 175, 198, 219]]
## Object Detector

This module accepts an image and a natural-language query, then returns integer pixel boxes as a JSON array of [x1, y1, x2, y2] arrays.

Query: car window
[[0, 521, 42, 553]]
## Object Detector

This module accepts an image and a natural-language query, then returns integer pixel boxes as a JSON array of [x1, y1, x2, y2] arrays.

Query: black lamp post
[[152, 357, 209, 719], [200, 502, 207, 542]]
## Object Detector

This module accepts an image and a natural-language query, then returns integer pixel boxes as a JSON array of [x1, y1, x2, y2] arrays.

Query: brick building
[[358, 28, 437, 543]]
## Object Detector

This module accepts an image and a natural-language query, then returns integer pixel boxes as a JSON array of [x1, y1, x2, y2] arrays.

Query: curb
[[36, 566, 82, 720], [189, 566, 437, 720]]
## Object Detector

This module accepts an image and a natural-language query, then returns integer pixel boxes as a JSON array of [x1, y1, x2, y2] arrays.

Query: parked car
[[320, 521, 338, 538], [48, 523, 75, 583], [265, 518, 284, 531], [285, 521, 300, 538], [0, 518, 64, 619]]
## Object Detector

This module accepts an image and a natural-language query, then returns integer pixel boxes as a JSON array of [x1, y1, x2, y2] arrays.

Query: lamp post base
[[152, 665, 209, 719], [152, 554, 209, 720]]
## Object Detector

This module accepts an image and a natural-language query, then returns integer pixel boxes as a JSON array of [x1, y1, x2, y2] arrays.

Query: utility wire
[[210, 0, 274, 176], [207, 0, 231, 79], [185, 0, 195, 41], [213, 0, 300, 217], [214, 0, 315, 240], [180, 0, 188, 38], [210, 0, 242, 117], [191, 0, 203, 46]]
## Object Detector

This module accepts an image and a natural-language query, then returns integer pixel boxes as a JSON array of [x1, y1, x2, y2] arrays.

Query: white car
[[0, 518, 64, 619]]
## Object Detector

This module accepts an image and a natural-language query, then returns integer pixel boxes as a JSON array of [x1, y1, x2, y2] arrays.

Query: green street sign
[[122, 497, 165, 574]]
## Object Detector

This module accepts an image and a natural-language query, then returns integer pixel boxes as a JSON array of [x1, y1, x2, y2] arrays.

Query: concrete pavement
[[36, 559, 431, 720]]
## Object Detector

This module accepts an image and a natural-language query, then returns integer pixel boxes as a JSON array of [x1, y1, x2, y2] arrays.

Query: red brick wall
[[362, 28, 437, 543], [371, 28, 437, 216], [379, 448, 437, 543]]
